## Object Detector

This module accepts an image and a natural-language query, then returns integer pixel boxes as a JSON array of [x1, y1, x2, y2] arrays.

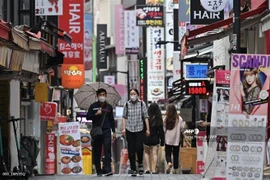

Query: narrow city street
[[31, 174, 202, 180]]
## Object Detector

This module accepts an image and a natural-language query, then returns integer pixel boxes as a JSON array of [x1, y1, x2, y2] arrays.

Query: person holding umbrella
[[122, 88, 150, 176], [86, 88, 116, 177]]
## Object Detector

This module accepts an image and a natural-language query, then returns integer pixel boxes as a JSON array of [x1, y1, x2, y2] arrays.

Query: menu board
[[59, 122, 83, 175]]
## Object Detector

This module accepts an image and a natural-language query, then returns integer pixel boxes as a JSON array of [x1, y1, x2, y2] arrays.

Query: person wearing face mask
[[122, 88, 150, 176], [200, 91, 213, 145], [86, 88, 116, 177]]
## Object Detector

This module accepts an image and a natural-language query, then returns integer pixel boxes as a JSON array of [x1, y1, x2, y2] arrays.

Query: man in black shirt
[[87, 88, 116, 176]]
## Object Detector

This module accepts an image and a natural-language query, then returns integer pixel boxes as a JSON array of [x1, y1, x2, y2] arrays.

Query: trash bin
[[20, 136, 40, 176]]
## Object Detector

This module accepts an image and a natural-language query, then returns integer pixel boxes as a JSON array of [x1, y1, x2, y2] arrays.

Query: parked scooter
[[0, 116, 30, 180]]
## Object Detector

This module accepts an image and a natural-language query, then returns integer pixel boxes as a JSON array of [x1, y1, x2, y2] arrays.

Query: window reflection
[[20, 0, 30, 10], [20, 14, 30, 25]]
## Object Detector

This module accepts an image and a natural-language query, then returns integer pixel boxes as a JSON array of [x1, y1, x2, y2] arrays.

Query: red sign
[[45, 133, 56, 174], [61, 64, 85, 89], [196, 161, 204, 174], [58, 0, 84, 64], [185, 80, 210, 95], [40, 102, 57, 121], [54, 116, 67, 125]]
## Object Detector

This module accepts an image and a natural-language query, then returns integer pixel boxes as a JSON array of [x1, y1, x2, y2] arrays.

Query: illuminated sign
[[185, 80, 210, 95], [139, 59, 145, 101], [186, 64, 208, 79]]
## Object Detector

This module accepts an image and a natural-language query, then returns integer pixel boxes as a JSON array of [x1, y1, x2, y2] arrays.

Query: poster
[[59, 122, 83, 175], [146, 27, 165, 102], [136, 5, 164, 26], [84, 13, 93, 83], [35, 0, 63, 16], [204, 70, 230, 179], [226, 54, 270, 180]]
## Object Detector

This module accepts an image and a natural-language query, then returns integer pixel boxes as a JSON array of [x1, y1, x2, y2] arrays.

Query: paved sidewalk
[[31, 174, 202, 180]]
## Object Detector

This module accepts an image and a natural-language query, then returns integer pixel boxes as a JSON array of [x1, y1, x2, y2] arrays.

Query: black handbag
[[90, 111, 107, 140]]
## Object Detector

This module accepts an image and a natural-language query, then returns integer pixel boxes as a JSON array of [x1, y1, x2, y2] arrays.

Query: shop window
[[20, 0, 30, 10], [20, 14, 30, 25]]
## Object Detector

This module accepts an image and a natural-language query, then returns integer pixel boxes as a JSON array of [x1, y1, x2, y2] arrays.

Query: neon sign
[[139, 59, 145, 101], [185, 80, 210, 95]]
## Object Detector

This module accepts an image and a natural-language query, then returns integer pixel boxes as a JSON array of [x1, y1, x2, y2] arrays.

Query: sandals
[[145, 170, 150, 174]]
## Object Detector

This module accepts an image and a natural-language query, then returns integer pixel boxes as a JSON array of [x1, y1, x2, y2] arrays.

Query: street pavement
[[31, 174, 202, 180]]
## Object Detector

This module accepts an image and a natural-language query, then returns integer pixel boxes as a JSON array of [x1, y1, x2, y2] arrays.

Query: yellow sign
[[34, 83, 48, 102]]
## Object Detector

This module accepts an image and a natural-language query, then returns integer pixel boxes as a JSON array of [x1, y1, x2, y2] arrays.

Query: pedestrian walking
[[163, 104, 185, 174], [86, 88, 116, 177], [143, 102, 164, 174], [122, 88, 150, 176]]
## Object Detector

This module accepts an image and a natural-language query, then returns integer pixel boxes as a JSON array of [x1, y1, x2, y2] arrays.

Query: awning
[[184, 45, 213, 59], [0, 19, 11, 41], [186, 1, 267, 39], [188, 12, 266, 46], [261, 13, 270, 32]]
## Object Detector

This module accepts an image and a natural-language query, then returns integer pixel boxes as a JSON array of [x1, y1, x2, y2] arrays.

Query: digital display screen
[[185, 64, 208, 79], [185, 80, 210, 95]]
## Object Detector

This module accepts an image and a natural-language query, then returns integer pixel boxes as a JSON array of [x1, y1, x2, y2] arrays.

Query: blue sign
[[186, 64, 208, 79]]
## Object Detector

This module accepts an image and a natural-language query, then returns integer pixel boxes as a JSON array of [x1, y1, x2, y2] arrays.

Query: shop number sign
[[200, 0, 229, 12]]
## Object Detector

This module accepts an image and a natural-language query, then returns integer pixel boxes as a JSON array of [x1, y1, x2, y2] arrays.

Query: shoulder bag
[[90, 111, 107, 140]]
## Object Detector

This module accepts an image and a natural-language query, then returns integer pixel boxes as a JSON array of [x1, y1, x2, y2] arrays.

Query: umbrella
[[74, 82, 121, 110]]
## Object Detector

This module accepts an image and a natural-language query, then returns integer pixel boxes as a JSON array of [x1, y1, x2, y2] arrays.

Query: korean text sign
[[58, 0, 84, 64], [40, 102, 57, 121], [226, 54, 270, 179], [45, 133, 56, 174], [136, 5, 164, 27], [147, 27, 165, 102], [61, 64, 85, 89], [58, 122, 83, 175], [124, 10, 139, 54]]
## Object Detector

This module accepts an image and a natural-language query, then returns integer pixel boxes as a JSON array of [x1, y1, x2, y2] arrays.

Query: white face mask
[[98, 96, 106, 102], [130, 95, 137, 102]]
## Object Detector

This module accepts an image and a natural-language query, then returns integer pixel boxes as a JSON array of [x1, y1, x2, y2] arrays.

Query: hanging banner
[[115, 5, 125, 55], [59, 122, 83, 175], [226, 54, 270, 180], [84, 13, 93, 83], [35, 0, 63, 16], [45, 133, 56, 174], [58, 0, 84, 64], [135, 5, 164, 27], [190, 0, 224, 25], [61, 64, 85, 89], [124, 10, 139, 54], [204, 70, 230, 179], [165, 13, 174, 75], [96, 24, 107, 69], [147, 27, 165, 102]]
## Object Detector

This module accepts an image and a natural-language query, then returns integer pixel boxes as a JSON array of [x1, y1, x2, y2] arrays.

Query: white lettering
[[99, 31, 106, 63], [193, 11, 220, 19], [69, 4, 81, 33]]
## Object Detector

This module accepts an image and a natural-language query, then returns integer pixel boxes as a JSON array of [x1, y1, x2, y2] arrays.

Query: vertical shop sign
[[196, 131, 206, 174], [35, 0, 63, 16], [58, 0, 84, 64], [165, 13, 174, 74], [45, 133, 56, 174], [124, 10, 139, 54], [59, 122, 83, 175], [115, 5, 125, 55], [227, 54, 270, 180], [84, 13, 93, 83], [96, 24, 107, 69], [173, 9, 180, 51], [139, 58, 145, 102], [147, 27, 165, 102]]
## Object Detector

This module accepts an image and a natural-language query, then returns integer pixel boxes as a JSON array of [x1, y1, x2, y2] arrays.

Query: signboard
[[104, 76, 115, 85], [190, 0, 224, 25], [115, 5, 125, 55], [96, 24, 107, 69], [45, 133, 56, 174], [147, 27, 165, 102], [84, 13, 93, 83], [61, 64, 85, 89], [59, 122, 83, 175], [139, 58, 146, 102], [34, 83, 49, 102], [136, 5, 164, 26], [165, 13, 174, 75], [200, 0, 229, 12], [58, 0, 84, 64], [40, 102, 57, 121], [226, 54, 270, 180], [35, 0, 63, 16], [124, 10, 139, 54], [146, 0, 165, 4], [173, 9, 180, 51], [183, 63, 208, 80], [185, 80, 210, 95]]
